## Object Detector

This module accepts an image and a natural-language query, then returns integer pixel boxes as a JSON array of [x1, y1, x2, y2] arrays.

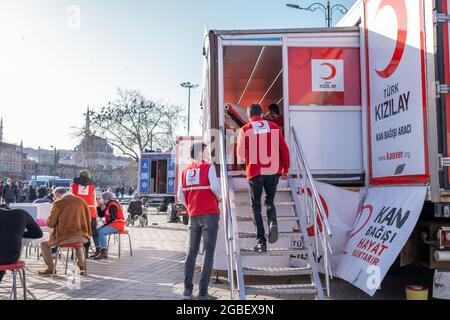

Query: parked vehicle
[[200, 0, 450, 277], [138, 152, 176, 210]]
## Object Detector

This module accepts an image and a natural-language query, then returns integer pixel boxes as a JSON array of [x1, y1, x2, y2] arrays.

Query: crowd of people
[[0, 169, 130, 280], [1, 102, 288, 300], [0, 179, 48, 204]]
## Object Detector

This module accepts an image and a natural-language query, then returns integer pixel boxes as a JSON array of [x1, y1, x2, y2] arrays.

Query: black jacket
[[2, 184, 17, 201], [73, 177, 94, 187], [0, 208, 43, 264]]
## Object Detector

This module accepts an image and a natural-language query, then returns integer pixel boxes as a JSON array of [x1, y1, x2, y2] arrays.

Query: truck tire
[[182, 215, 189, 225]]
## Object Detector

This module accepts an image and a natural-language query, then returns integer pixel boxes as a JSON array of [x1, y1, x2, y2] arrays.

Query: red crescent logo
[[374, 0, 408, 78], [320, 63, 337, 81], [298, 188, 330, 236], [258, 122, 265, 128], [189, 170, 197, 178], [350, 205, 373, 239]]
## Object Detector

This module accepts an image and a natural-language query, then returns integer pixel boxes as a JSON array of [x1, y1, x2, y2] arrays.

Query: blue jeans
[[94, 226, 119, 249], [184, 214, 220, 297]]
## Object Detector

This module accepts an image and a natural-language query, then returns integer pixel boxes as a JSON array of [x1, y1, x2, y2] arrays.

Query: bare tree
[[89, 88, 184, 162]]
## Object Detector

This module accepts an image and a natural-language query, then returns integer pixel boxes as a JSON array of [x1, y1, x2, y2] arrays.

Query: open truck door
[[138, 152, 176, 209]]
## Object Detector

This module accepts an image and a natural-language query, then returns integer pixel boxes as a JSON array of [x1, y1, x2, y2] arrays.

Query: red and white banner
[[288, 47, 361, 106], [295, 182, 362, 275], [365, 0, 429, 185], [336, 186, 426, 296]]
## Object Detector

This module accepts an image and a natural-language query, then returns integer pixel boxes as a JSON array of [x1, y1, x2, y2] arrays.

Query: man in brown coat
[[39, 187, 92, 275]]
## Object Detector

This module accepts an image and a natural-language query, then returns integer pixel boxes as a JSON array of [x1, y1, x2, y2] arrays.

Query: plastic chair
[[107, 230, 133, 259], [0, 261, 26, 300], [53, 244, 87, 277]]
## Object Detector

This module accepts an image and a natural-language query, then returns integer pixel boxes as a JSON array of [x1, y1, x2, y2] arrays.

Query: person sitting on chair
[[93, 192, 126, 260], [127, 195, 146, 227], [0, 203, 43, 283], [38, 188, 92, 276]]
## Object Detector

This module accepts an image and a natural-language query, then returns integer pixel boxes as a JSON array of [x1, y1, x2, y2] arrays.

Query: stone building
[[0, 112, 138, 187]]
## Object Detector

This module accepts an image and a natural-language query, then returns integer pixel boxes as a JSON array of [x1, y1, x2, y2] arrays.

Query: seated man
[[39, 187, 92, 276], [93, 192, 126, 260], [0, 203, 43, 282]]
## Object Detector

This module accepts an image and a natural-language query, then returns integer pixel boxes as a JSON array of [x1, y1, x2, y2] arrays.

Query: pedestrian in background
[[178, 142, 221, 301], [28, 185, 37, 203], [0, 181, 4, 203], [37, 185, 48, 199], [2, 178, 17, 205]]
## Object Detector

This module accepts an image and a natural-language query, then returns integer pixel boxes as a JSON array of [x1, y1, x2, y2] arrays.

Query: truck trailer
[[199, 0, 450, 299]]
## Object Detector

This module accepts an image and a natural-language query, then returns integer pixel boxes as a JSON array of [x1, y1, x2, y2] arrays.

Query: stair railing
[[290, 126, 333, 297], [219, 126, 246, 300]]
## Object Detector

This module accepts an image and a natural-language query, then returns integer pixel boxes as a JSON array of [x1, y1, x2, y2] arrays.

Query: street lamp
[[50, 145, 57, 183], [286, 1, 349, 28], [180, 82, 199, 136]]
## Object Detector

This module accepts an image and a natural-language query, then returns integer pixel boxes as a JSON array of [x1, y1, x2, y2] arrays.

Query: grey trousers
[[184, 214, 220, 296]]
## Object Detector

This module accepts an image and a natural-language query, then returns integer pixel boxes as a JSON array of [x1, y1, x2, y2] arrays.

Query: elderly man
[[38, 187, 92, 276]]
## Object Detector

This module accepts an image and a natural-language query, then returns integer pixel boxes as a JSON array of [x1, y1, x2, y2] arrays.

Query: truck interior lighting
[[238, 46, 266, 105], [259, 69, 283, 104]]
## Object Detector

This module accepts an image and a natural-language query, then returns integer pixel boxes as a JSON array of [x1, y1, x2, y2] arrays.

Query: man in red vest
[[70, 170, 98, 257], [177, 142, 221, 301], [237, 104, 291, 253]]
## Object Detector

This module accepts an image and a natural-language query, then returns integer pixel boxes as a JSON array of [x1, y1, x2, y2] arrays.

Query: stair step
[[238, 231, 302, 239], [245, 284, 318, 296], [241, 248, 307, 256], [235, 201, 295, 207], [237, 216, 299, 222], [234, 187, 293, 193], [243, 266, 312, 276]]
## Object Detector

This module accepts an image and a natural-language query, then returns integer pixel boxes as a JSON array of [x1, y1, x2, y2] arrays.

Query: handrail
[[218, 126, 246, 300], [290, 126, 333, 297]]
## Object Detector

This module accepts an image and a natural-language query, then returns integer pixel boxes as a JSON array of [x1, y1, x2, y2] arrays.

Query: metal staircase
[[218, 126, 333, 300]]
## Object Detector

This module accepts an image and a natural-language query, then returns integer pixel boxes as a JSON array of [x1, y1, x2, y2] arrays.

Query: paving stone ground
[[0, 209, 434, 301]]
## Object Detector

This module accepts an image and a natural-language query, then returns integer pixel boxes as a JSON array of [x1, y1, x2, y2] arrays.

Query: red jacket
[[103, 200, 126, 231], [182, 161, 220, 217], [70, 182, 97, 218], [237, 116, 291, 180]]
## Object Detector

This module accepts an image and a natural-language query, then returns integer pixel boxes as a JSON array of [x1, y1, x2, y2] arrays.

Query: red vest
[[70, 183, 97, 218], [105, 200, 126, 231], [182, 161, 220, 217]]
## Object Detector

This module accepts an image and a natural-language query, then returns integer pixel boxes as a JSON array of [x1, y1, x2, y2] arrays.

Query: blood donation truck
[[198, 0, 450, 299]]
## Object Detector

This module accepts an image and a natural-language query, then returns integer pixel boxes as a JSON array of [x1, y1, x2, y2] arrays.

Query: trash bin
[[405, 285, 428, 300]]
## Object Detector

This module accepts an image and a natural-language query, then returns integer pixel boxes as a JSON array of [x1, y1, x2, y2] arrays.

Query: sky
[[0, 0, 357, 151]]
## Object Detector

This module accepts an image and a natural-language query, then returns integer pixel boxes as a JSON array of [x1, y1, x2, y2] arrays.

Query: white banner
[[365, 0, 429, 185], [336, 186, 426, 296], [295, 182, 362, 275]]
